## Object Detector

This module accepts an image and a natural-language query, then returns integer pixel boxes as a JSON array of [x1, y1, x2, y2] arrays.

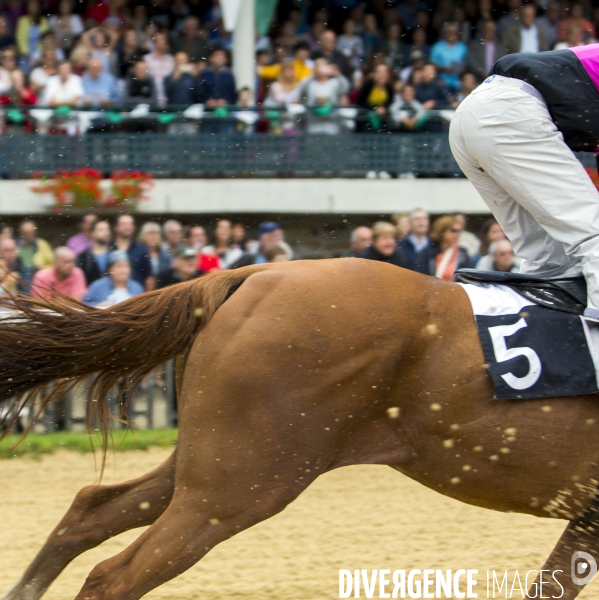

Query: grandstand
[[0, 0, 595, 254]]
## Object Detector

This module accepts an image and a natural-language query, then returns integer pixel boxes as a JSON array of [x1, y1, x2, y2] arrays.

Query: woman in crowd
[[0, 47, 18, 94], [265, 60, 302, 105], [231, 222, 252, 252], [115, 29, 143, 80], [474, 218, 506, 268], [80, 26, 118, 75], [84, 251, 144, 308], [392, 213, 411, 240], [201, 219, 244, 270], [358, 221, 406, 267], [427, 215, 471, 280], [554, 24, 586, 50], [264, 60, 302, 133], [336, 19, 364, 69], [356, 63, 394, 133], [138, 221, 163, 278]]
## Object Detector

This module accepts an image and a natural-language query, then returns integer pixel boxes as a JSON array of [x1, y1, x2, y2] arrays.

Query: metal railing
[[0, 131, 594, 179], [4, 361, 178, 433], [2, 103, 455, 129], [0, 101, 595, 177], [0, 132, 466, 178]]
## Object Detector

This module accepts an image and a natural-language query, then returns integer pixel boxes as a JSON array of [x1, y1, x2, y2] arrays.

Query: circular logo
[[571, 551, 598, 585]]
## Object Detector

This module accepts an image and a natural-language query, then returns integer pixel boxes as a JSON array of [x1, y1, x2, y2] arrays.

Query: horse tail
[[0, 264, 269, 452]]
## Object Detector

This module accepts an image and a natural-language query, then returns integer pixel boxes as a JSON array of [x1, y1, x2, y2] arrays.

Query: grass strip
[[0, 428, 178, 459]]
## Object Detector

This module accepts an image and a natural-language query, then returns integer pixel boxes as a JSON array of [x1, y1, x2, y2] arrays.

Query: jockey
[[449, 44, 599, 321]]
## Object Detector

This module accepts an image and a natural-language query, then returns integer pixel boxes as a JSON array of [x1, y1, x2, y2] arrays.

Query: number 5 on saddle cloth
[[455, 269, 599, 400]]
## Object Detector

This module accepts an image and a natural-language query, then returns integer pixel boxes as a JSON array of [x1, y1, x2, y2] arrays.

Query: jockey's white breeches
[[449, 74, 599, 309]]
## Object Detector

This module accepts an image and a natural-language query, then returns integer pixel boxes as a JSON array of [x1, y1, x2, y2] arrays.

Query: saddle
[[454, 269, 587, 316]]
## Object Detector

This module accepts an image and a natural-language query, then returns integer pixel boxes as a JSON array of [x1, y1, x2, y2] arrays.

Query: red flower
[[31, 169, 153, 211]]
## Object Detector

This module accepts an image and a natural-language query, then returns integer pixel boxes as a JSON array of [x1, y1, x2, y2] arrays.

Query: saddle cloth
[[458, 282, 599, 399]]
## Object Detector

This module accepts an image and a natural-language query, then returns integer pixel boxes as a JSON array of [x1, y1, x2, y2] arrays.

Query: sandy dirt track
[[1, 448, 598, 600]]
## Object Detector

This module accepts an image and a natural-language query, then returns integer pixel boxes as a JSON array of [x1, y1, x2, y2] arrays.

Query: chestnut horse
[[2, 259, 599, 600]]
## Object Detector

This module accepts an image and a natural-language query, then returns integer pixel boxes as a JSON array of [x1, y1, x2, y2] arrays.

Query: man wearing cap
[[83, 250, 144, 308], [400, 49, 425, 85], [157, 246, 206, 289], [31, 246, 87, 301], [233, 222, 293, 267]]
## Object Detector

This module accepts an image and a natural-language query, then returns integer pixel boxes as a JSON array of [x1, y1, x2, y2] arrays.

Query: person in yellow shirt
[[16, 0, 50, 66], [259, 41, 313, 84]]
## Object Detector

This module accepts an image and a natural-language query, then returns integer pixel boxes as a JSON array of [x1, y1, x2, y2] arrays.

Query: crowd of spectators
[[349, 208, 520, 279], [0, 208, 521, 309], [0, 205, 521, 429], [0, 213, 294, 306], [0, 0, 594, 133]]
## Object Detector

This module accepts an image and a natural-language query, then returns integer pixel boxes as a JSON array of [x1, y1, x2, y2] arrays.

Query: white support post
[[232, 0, 255, 96]]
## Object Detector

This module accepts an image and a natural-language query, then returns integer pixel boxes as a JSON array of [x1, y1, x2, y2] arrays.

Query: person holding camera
[[80, 26, 118, 75]]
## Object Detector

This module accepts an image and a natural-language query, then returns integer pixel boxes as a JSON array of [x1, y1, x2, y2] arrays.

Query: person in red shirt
[[31, 246, 87, 301]]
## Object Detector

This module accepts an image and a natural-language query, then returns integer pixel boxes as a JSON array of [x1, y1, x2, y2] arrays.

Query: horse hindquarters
[[70, 263, 423, 599]]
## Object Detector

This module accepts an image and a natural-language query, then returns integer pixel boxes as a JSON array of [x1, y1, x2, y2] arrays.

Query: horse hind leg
[[1, 450, 176, 600], [73, 470, 317, 600], [70, 395, 335, 599], [527, 497, 599, 599]]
